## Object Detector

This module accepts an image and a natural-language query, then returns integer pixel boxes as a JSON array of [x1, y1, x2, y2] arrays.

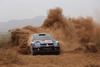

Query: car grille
[[41, 44, 46, 45], [41, 43, 53, 45], [40, 43, 53, 47], [48, 43, 53, 45]]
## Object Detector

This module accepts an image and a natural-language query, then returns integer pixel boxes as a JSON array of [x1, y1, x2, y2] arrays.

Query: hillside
[[0, 16, 46, 32]]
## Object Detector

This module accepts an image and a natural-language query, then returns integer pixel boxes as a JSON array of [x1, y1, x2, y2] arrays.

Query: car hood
[[35, 40, 53, 44]]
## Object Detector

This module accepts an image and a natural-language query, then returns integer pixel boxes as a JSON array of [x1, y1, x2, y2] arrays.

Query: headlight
[[54, 42, 57, 46], [32, 42, 35, 44], [54, 41, 60, 47], [35, 43, 40, 47]]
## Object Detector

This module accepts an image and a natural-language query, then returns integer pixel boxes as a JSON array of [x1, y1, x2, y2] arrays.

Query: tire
[[32, 51, 38, 55], [55, 47, 60, 55], [32, 48, 38, 55], [55, 51, 60, 55]]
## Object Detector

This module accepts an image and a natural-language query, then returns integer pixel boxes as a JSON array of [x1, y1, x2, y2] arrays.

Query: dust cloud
[[10, 8, 100, 54]]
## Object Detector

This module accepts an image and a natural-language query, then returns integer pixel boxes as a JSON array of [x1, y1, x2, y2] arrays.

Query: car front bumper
[[32, 47, 60, 53]]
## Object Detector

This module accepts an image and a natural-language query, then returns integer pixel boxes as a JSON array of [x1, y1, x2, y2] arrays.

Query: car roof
[[33, 33, 50, 36], [32, 33, 53, 40]]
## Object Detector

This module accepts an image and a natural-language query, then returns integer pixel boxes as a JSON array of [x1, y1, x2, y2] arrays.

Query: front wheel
[[55, 47, 60, 55], [55, 51, 60, 55], [32, 48, 38, 55]]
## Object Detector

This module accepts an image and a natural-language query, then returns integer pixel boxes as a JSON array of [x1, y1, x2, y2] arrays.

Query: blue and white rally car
[[31, 33, 60, 55]]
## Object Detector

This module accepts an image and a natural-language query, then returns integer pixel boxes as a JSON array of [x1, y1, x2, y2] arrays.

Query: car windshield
[[33, 34, 52, 41]]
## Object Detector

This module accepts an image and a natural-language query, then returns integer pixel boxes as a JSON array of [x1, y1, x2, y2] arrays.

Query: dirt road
[[1, 51, 100, 67]]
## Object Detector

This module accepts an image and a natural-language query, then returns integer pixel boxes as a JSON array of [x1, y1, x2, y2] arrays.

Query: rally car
[[31, 33, 60, 55]]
